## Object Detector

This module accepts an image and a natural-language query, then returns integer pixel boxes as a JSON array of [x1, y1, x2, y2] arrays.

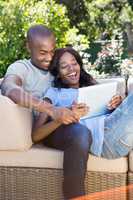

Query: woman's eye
[[72, 62, 77, 65], [61, 65, 67, 69], [61, 63, 77, 69]]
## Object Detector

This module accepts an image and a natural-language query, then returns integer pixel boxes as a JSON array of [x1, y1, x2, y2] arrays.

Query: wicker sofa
[[0, 77, 133, 200]]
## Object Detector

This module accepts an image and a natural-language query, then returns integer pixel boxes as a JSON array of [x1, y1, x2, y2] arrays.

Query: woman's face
[[59, 52, 80, 88]]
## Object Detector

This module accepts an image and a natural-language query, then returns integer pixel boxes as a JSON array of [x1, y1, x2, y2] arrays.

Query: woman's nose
[[68, 64, 73, 71]]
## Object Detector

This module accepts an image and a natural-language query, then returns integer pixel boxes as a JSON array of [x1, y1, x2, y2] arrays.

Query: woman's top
[[43, 87, 108, 156]]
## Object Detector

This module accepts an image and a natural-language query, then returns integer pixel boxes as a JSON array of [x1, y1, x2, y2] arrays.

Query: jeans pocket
[[115, 133, 133, 157], [119, 132, 133, 149]]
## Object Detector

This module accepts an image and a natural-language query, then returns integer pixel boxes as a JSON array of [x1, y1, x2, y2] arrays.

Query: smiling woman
[[49, 47, 97, 88], [32, 47, 98, 199], [58, 51, 80, 88]]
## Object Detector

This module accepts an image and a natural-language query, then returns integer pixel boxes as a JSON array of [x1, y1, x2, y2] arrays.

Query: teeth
[[67, 72, 76, 77]]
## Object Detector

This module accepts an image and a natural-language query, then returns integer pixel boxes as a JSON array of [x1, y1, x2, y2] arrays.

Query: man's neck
[[30, 60, 49, 73]]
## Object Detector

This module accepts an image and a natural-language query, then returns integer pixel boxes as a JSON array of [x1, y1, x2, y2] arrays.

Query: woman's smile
[[66, 72, 77, 79], [59, 52, 80, 88]]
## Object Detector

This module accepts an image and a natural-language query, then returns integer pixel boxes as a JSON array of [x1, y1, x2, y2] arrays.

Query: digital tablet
[[78, 82, 117, 119]]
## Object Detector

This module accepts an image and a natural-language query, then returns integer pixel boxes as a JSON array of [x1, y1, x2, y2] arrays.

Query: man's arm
[[1, 75, 54, 113], [1, 75, 78, 124]]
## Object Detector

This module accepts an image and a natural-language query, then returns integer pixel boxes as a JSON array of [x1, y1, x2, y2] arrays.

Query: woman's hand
[[107, 95, 123, 110], [71, 102, 89, 120]]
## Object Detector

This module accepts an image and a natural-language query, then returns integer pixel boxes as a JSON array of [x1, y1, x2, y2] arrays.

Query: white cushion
[[128, 78, 133, 93], [0, 78, 3, 84], [0, 144, 128, 173], [0, 95, 32, 150]]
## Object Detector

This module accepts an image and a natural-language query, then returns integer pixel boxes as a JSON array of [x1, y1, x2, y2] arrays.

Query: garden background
[[0, 0, 133, 78]]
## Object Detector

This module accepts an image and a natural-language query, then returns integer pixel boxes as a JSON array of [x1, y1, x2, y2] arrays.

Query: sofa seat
[[0, 77, 128, 199], [0, 145, 128, 200], [0, 144, 128, 173]]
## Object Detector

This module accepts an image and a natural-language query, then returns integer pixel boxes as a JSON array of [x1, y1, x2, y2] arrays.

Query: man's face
[[28, 35, 56, 70]]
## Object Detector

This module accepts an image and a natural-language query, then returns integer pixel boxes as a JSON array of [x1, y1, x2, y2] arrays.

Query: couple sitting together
[[1, 24, 133, 200]]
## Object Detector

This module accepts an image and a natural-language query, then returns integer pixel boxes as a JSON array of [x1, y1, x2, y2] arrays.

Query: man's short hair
[[27, 24, 55, 43]]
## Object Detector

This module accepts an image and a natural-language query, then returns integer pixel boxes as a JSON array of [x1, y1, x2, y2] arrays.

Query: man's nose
[[46, 53, 53, 62]]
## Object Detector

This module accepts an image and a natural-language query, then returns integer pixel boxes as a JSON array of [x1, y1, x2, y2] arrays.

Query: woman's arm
[[32, 103, 89, 143], [32, 119, 62, 143], [32, 98, 62, 143]]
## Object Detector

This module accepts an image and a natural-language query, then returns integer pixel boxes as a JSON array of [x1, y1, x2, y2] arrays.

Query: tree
[[57, 0, 133, 42], [0, 0, 88, 77]]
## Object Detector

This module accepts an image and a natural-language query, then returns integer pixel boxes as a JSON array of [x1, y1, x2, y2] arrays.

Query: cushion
[[128, 78, 133, 93], [0, 144, 128, 173], [0, 95, 32, 150], [0, 78, 3, 84]]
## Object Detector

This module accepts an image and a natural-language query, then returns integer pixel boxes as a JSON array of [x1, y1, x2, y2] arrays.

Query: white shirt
[[5, 59, 54, 98]]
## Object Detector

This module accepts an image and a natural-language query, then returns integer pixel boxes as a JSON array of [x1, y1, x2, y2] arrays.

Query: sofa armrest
[[0, 94, 33, 150]]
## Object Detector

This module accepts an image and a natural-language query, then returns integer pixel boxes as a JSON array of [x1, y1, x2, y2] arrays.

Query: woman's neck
[[69, 83, 79, 89]]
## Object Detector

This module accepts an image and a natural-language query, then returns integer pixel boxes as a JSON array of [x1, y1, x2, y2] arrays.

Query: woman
[[32, 47, 124, 199]]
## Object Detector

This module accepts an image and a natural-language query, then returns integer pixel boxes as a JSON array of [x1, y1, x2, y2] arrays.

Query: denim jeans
[[43, 123, 92, 199], [102, 92, 133, 159]]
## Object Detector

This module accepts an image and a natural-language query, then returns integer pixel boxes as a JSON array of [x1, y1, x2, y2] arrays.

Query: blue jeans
[[43, 123, 92, 199], [102, 92, 133, 159]]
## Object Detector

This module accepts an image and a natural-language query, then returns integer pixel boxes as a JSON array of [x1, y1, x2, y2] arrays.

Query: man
[[1, 25, 91, 199], [1, 24, 78, 124]]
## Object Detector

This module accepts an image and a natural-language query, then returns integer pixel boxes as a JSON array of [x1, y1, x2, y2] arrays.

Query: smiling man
[[1, 24, 78, 124]]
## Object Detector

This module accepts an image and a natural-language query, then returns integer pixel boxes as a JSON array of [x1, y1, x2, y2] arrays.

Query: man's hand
[[107, 95, 123, 110], [71, 102, 89, 119], [50, 107, 79, 124]]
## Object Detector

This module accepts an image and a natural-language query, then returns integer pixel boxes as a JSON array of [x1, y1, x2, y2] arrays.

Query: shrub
[[0, 0, 88, 77]]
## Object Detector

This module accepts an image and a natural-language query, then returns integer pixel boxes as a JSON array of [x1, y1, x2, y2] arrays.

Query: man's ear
[[26, 41, 31, 53]]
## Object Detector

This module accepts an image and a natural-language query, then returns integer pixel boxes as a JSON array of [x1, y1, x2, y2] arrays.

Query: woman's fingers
[[72, 103, 87, 110], [74, 106, 89, 118], [63, 117, 79, 124], [107, 95, 122, 109]]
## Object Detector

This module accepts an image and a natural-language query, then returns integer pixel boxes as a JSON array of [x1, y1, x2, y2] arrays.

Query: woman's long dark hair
[[49, 47, 97, 88]]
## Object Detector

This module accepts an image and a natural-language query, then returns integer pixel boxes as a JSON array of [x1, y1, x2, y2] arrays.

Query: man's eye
[[40, 52, 45, 55], [40, 51, 47, 55]]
